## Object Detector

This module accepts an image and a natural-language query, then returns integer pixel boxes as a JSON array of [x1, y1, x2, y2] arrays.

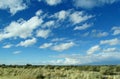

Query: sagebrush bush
[[0, 65, 120, 79]]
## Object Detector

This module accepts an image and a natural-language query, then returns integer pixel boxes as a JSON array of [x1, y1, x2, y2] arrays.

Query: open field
[[0, 65, 120, 79]]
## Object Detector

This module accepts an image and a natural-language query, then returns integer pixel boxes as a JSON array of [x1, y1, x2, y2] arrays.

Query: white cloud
[[51, 9, 93, 26], [52, 42, 75, 52], [51, 10, 68, 21], [45, 0, 62, 6], [51, 38, 65, 42], [57, 10, 67, 20], [103, 48, 117, 53], [42, 20, 55, 28], [0, 15, 43, 41], [55, 10, 67, 20], [36, 29, 51, 39], [13, 51, 21, 54], [50, 57, 79, 65], [17, 38, 37, 47], [100, 38, 120, 45], [112, 26, 120, 35], [35, 10, 43, 16], [91, 30, 109, 37], [39, 43, 53, 49], [70, 11, 92, 24], [96, 32, 109, 37], [73, 0, 118, 9], [2, 44, 12, 48], [49, 52, 120, 65], [63, 58, 79, 65], [0, 0, 27, 15], [74, 23, 92, 30], [87, 45, 100, 55]]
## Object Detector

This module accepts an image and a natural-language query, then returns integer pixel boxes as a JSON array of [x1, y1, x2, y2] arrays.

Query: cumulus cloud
[[70, 11, 92, 24], [73, 0, 119, 9], [36, 29, 51, 39], [87, 45, 100, 55], [39, 39, 75, 51], [0, 0, 27, 15], [52, 42, 75, 52], [52, 9, 93, 24], [74, 23, 92, 30], [0, 15, 43, 41], [17, 38, 37, 47], [112, 26, 120, 35], [0, 9, 94, 52], [100, 38, 120, 45], [39, 43, 53, 49], [45, 0, 62, 6], [49, 51, 120, 65], [54, 10, 68, 20], [2, 44, 12, 48], [42, 20, 55, 28], [35, 9, 43, 16]]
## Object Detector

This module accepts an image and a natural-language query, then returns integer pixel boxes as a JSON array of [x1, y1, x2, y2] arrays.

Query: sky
[[0, 0, 120, 65]]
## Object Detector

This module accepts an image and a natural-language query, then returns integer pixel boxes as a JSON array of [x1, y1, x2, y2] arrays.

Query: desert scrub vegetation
[[0, 65, 120, 79]]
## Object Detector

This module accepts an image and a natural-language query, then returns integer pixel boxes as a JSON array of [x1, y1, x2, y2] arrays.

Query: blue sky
[[0, 0, 120, 65]]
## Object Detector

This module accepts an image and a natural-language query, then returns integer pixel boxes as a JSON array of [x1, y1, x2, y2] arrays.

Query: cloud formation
[[39, 43, 53, 49], [70, 11, 92, 24], [0, 0, 27, 15], [112, 26, 120, 35], [49, 51, 120, 65], [100, 38, 120, 45], [45, 0, 62, 6], [87, 45, 100, 55], [91, 30, 109, 37], [53, 10, 68, 20], [2, 44, 12, 48], [36, 29, 51, 39], [102, 47, 118, 53], [42, 21, 55, 28], [73, 0, 119, 9], [0, 15, 43, 41], [74, 23, 92, 30], [52, 42, 75, 52], [17, 38, 37, 47], [13, 51, 21, 54]]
